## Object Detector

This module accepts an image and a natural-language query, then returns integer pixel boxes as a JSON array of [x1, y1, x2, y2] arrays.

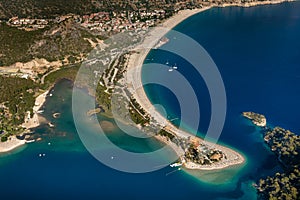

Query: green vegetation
[[0, 75, 38, 124], [264, 127, 300, 169], [29, 18, 97, 62], [0, 0, 195, 19], [257, 169, 299, 200], [0, 63, 80, 141], [0, 23, 44, 66], [0, 0, 100, 19], [112, 54, 127, 84], [0, 75, 38, 141], [185, 144, 224, 165], [242, 111, 266, 126], [158, 129, 175, 140], [96, 83, 111, 115], [42, 64, 80, 89], [0, 18, 101, 66], [1, 135, 8, 142], [256, 127, 300, 199], [128, 97, 150, 126]]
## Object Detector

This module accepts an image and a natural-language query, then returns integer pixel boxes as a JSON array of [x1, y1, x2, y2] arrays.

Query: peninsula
[[124, 8, 245, 170]]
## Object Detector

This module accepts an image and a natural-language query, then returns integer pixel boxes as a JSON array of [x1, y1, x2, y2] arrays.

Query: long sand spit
[[125, 0, 294, 169], [125, 7, 247, 170]]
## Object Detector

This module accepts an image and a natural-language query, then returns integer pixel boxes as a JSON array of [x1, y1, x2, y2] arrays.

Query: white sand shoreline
[[21, 90, 49, 129], [0, 136, 26, 153], [124, 1, 295, 170]]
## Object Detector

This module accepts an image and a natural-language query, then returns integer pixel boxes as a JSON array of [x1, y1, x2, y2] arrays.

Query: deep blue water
[[1, 2, 300, 200]]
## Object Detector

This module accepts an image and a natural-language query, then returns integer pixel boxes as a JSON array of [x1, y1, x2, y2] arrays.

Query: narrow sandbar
[[125, 6, 245, 170]]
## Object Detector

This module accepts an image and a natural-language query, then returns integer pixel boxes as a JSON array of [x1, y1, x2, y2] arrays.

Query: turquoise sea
[[1, 2, 300, 199]]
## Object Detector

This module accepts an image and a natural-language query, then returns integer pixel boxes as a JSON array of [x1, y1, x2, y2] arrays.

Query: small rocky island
[[242, 112, 267, 127], [243, 112, 300, 199]]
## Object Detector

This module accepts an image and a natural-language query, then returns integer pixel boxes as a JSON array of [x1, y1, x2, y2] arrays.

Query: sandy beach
[[125, 0, 294, 170], [0, 136, 26, 153], [0, 91, 49, 153], [125, 6, 249, 170], [22, 90, 49, 129], [126, 7, 213, 135]]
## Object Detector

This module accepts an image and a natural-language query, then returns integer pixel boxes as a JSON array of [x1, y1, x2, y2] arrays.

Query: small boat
[[48, 122, 55, 128], [166, 60, 169, 65], [168, 68, 173, 72], [25, 139, 35, 143], [170, 162, 182, 167], [172, 64, 178, 69], [52, 113, 61, 118]]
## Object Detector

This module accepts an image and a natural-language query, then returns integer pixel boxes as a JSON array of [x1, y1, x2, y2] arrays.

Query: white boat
[[172, 64, 178, 69], [25, 139, 35, 143], [48, 122, 55, 128], [168, 68, 173, 72], [170, 162, 182, 167]]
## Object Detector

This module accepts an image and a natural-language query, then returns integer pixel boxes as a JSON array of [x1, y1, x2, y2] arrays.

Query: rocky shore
[[243, 111, 299, 199], [242, 111, 267, 127]]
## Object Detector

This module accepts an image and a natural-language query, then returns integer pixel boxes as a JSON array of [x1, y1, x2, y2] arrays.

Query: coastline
[[0, 90, 49, 153], [21, 90, 49, 129], [126, 4, 267, 170], [0, 3, 298, 199], [125, 0, 294, 170], [1, 0, 292, 156], [0, 136, 26, 153], [155, 134, 246, 170]]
